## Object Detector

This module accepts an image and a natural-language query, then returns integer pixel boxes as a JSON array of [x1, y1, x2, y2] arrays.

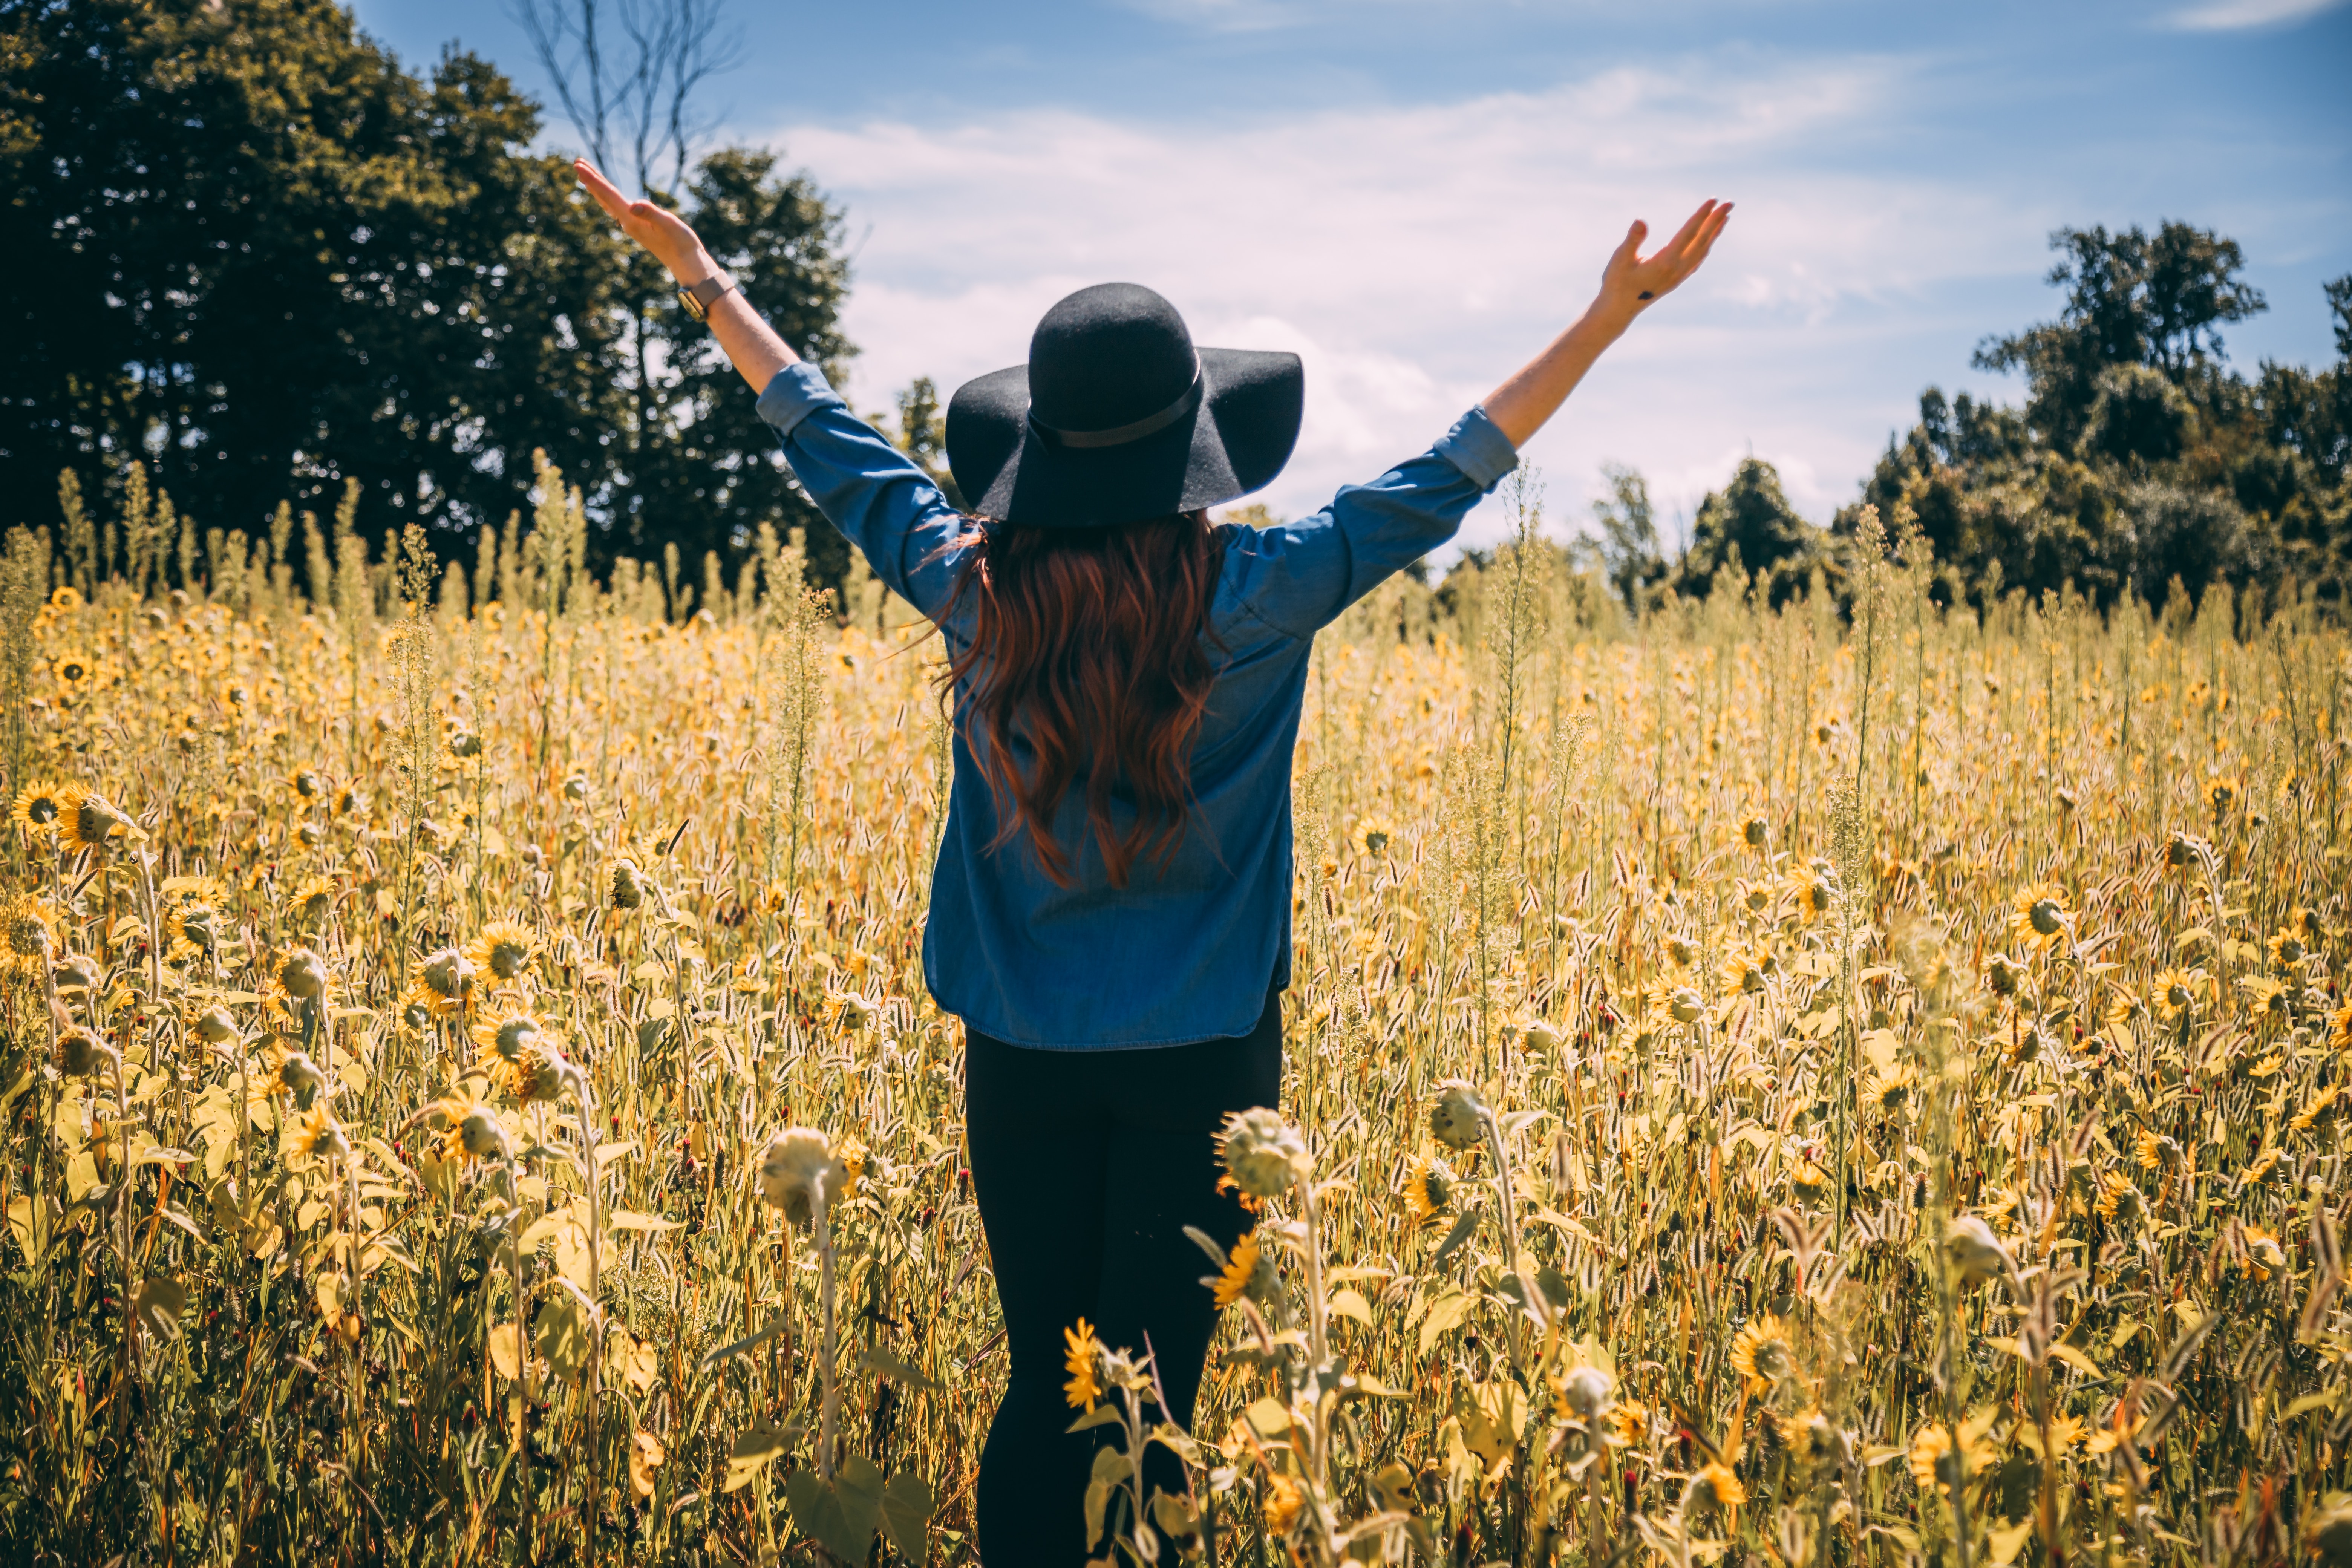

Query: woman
[[579, 157, 1726, 1562]]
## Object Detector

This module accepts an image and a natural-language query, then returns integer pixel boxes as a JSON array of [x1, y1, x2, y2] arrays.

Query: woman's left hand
[[576, 159, 715, 283], [1596, 199, 1732, 319]]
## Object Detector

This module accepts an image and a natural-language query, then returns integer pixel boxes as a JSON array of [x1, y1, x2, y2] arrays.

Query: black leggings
[[964, 991, 1282, 1566]]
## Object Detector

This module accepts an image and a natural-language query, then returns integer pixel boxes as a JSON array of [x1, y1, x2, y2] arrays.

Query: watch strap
[[677, 270, 739, 323]]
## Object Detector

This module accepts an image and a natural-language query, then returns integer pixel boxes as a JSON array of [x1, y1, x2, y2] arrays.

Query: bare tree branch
[[510, 0, 740, 193]]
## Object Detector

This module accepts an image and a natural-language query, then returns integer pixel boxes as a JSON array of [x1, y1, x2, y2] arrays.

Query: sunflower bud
[[759, 1127, 848, 1230], [193, 1005, 239, 1044], [456, 1105, 513, 1161], [58, 1026, 118, 1078], [610, 859, 646, 911], [1558, 1364, 1615, 1419], [1942, 1214, 2012, 1289], [1218, 1106, 1310, 1199], [1429, 1084, 1488, 1152], [279, 948, 329, 1000], [419, 948, 475, 1004]]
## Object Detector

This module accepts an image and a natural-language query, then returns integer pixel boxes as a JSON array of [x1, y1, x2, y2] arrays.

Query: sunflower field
[[2, 462, 2349, 1567]]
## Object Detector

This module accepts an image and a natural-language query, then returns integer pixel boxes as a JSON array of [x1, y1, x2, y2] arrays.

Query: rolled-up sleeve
[[1223, 406, 1518, 641], [755, 364, 972, 620]]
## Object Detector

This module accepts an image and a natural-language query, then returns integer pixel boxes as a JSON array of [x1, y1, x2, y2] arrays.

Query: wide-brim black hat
[[945, 282, 1303, 529]]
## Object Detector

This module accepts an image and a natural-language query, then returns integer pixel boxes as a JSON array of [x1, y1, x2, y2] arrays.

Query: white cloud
[[761, 56, 2053, 549], [2168, 0, 2347, 28]]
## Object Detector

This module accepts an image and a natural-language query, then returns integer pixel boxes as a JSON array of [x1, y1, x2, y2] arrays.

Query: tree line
[[1580, 224, 2352, 617], [0, 0, 880, 589]]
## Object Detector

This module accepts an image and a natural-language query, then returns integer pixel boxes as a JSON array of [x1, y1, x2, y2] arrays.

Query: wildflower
[[2133, 1128, 2170, 1170], [10, 782, 65, 836], [1985, 953, 2023, 997], [2, 894, 52, 981], [757, 1127, 849, 1229], [1741, 815, 1767, 849], [291, 1105, 352, 1166], [2096, 1170, 2145, 1225], [1220, 1106, 1311, 1198], [56, 784, 142, 850], [2207, 777, 2238, 820], [278, 947, 329, 1001], [1943, 1215, 2012, 1289], [464, 919, 539, 983], [1262, 1471, 1305, 1534], [1403, 1153, 1454, 1224], [409, 947, 475, 1018], [1728, 1315, 1796, 1387], [1550, 1363, 1614, 1423], [1427, 1083, 1488, 1153], [2163, 831, 2202, 873], [1062, 1317, 1104, 1409], [2009, 882, 2071, 952], [283, 878, 334, 925], [2154, 967, 2207, 1019], [609, 859, 646, 910], [271, 1048, 327, 1105], [438, 1094, 512, 1163], [192, 1005, 239, 1044], [1665, 987, 1705, 1025], [289, 770, 326, 801], [2331, 1001, 2352, 1052], [1720, 948, 1767, 995], [1351, 816, 1396, 858], [58, 1026, 118, 1078], [1908, 1421, 1993, 1495], [2239, 975, 2290, 1022], [1790, 1160, 1831, 1203], [504, 1038, 577, 1105], [1608, 1398, 1649, 1447], [165, 898, 222, 963], [48, 585, 81, 611], [2267, 928, 2308, 970], [1664, 936, 1698, 971], [1685, 1461, 1746, 1513], [1212, 1230, 1281, 1309], [1784, 862, 1835, 923], [474, 1011, 545, 1063], [2291, 1084, 2343, 1136]]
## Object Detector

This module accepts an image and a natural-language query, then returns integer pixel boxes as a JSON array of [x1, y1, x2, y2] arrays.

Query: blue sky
[[354, 0, 2352, 549]]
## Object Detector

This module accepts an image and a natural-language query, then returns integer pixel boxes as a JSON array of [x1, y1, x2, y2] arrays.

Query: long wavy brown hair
[[937, 511, 1225, 888]]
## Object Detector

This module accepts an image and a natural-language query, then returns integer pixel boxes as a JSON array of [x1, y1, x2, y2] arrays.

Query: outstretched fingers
[[574, 158, 642, 223]]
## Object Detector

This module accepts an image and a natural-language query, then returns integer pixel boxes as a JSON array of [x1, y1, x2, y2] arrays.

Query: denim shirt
[[755, 363, 1517, 1049]]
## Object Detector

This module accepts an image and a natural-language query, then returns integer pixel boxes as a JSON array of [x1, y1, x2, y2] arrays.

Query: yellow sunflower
[[1350, 816, 1398, 858], [10, 782, 65, 837], [1687, 1461, 1747, 1512], [2008, 881, 2071, 953], [1212, 1231, 1267, 1308], [1063, 1318, 1104, 1409], [464, 919, 540, 984], [2290, 1083, 2343, 1136], [1, 894, 54, 983], [2153, 967, 2208, 1020], [2330, 1001, 2351, 1052], [283, 877, 335, 927], [1403, 1153, 1454, 1226], [406, 946, 475, 1019], [1783, 862, 1836, 924], [1728, 1315, 1796, 1387], [56, 784, 142, 851]]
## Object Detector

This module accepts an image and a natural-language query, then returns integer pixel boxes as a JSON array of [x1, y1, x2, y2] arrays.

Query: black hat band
[[1027, 360, 1204, 450]]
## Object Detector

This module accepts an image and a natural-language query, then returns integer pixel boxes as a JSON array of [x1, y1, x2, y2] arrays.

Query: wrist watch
[[677, 268, 740, 324]]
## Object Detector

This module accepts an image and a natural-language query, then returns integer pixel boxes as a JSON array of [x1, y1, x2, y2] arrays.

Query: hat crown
[[1026, 283, 1197, 435]]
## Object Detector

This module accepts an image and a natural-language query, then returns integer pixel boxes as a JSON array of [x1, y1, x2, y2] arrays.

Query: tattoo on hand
[[1638, 291, 1655, 300]]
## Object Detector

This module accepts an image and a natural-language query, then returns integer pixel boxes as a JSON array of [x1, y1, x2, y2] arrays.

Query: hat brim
[[945, 347, 1303, 529]]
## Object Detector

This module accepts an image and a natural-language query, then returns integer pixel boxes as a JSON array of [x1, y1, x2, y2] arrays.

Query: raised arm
[[1480, 199, 1732, 448], [575, 159, 799, 393]]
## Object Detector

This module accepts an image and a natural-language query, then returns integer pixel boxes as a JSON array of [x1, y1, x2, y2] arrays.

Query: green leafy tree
[[1972, 222, 2266, 450], [1675, 456, 1823, 605], [1586, 462, 1664, 612], [0, 0, 631, 554], [1, 0, 858, 588]]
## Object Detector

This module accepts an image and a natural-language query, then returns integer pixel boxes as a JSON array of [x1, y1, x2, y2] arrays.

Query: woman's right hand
[[575, 159, 716, 283]]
